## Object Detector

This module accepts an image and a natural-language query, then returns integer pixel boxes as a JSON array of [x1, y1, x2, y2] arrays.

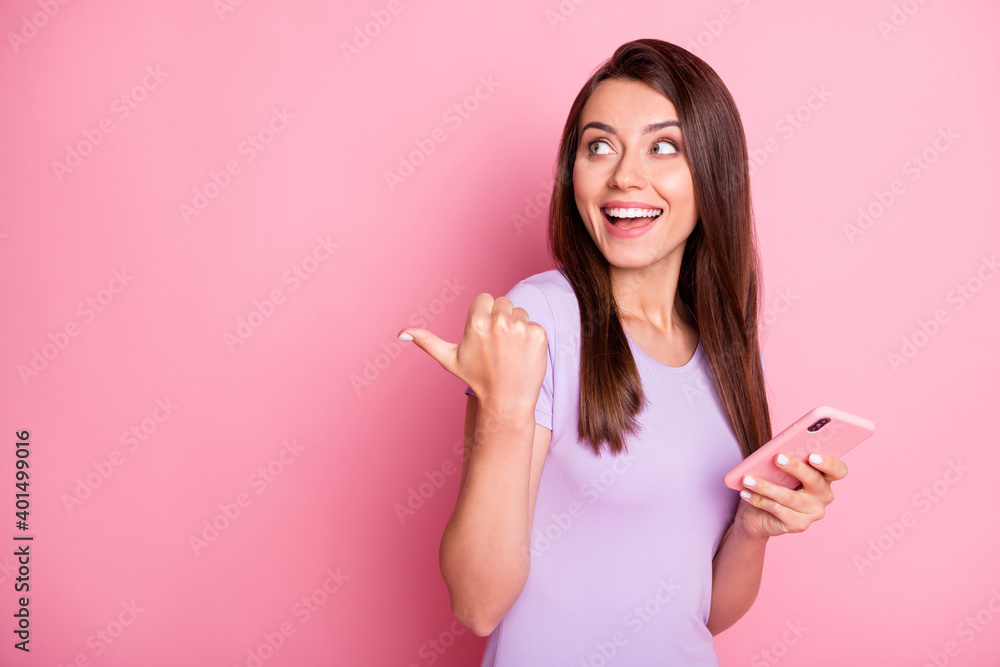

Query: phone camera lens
[[807, 418, 830, 432]]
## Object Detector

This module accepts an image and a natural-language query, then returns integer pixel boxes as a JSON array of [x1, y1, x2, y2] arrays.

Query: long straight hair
[[548, 38, 772, 459]]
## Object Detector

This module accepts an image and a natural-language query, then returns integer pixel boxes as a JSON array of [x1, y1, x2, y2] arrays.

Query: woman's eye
[[588, 139, 612, 155], [587, 138, 678, 155], [652, 140, 677, 154]]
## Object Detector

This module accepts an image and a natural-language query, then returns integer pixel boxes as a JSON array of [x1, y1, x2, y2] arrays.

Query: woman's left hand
[[735, 452, 849, 540]]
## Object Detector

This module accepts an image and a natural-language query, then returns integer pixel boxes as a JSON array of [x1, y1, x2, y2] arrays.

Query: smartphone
[[723, 406, 875, 491]]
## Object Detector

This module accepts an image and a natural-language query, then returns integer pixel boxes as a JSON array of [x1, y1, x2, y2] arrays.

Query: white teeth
[[603, 207, 662, 218]]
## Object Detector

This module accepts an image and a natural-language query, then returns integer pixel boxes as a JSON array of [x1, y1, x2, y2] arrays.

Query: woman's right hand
[[397, 293, 548, 410]]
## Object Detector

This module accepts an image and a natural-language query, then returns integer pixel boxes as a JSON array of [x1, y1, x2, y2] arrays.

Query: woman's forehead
[[579, 84, 681, 135]]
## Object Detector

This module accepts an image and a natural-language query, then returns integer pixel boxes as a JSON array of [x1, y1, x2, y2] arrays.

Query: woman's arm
[[706, 516, 769, 636], [439, 395, 552, 637], [706, 451, 849, 635]]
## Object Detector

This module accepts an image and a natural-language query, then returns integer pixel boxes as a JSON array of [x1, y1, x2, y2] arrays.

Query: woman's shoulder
[[504, 268, 577, 339], [511, 267, 574, 302]]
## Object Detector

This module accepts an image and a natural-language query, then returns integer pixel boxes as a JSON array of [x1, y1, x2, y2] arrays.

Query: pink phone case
[[723, 406, 875, 491]]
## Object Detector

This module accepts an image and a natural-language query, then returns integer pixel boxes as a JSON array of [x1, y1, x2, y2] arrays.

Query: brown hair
[[547, 38, 772, 459]]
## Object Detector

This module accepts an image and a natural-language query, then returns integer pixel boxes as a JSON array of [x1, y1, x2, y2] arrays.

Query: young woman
[[398, 38, 847, 666]]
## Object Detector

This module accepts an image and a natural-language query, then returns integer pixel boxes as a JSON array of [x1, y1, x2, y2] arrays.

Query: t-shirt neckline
[[623, 301, 704, 377]]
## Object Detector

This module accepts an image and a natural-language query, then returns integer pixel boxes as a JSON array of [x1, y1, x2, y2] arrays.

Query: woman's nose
[[608, 150, 647, 190]]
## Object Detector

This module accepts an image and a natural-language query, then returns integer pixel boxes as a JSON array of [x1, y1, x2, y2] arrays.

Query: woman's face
[[573, 78, 699, 273]]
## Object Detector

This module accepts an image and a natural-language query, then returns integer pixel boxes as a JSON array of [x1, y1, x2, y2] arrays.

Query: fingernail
[[740, 489, 752, 500], [742, 475, 756, 487], [398, 333, 413, 341], [809, 453, 823, 465], [776, 453, 789, 466]]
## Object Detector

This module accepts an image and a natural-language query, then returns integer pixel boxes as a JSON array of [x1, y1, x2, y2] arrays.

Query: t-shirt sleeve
[[463, 281, 555, 431]]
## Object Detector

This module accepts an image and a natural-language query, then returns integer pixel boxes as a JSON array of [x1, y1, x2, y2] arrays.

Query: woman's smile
[[602, 209, 660, 237], [601, 200, 664, 237]]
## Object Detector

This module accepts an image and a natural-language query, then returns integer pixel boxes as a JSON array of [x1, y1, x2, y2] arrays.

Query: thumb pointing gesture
[[397, 292, 548, 407], [397, 327, 460, 378]]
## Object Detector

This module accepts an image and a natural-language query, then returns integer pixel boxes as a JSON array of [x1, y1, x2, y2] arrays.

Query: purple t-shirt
[[464, 269, 766, 666]]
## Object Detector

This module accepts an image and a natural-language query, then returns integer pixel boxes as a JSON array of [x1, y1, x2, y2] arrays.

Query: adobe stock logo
[[578, 578, 681, 666], [877, 0, 931, 40], [17, 268, 134, 386], [233, 566, 350, 667], [524, 451, 638, 562], [384, 77, 500, 192], [406, 618, 470, 667], [844, 127, 958, 244], [511, 179, 555, 234], [544, 0, 591, 30], [179, 107, 294, 224], [353, 277, 467, 394], [188, 439, 306, 556], [887, 253, 996, 373], [394, 439, 464, 524], [224, 236, 339, 353], [55, 600, 145, 665], [680, 0, 755, 56], [749, 620, 809, 667], [7, 0, 75, 54], [747, 85, 831, 177], [213, 0, 248, 21], [853, 459, 970, 576], [51, 66, 169, 182], [339, 0, 409, 63], [61, 398, 178, 514], [920, 588, 1000, 667]]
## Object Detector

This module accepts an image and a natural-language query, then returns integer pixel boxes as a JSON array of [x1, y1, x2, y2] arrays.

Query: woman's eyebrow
[[581, 120, 681, 135]]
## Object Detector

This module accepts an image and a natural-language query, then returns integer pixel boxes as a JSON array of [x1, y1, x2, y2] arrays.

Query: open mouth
[[602, 207, 662, 229]]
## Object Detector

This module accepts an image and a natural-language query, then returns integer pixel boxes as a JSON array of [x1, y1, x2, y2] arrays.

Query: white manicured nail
[[809, 453, 823, 465], [398, 333, 413, 341], [743, 475, 756, 487], [776, 453, 789, 466]]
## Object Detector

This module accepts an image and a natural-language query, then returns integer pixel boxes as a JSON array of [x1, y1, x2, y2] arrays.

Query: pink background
[[1, 1, 998, 665]]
